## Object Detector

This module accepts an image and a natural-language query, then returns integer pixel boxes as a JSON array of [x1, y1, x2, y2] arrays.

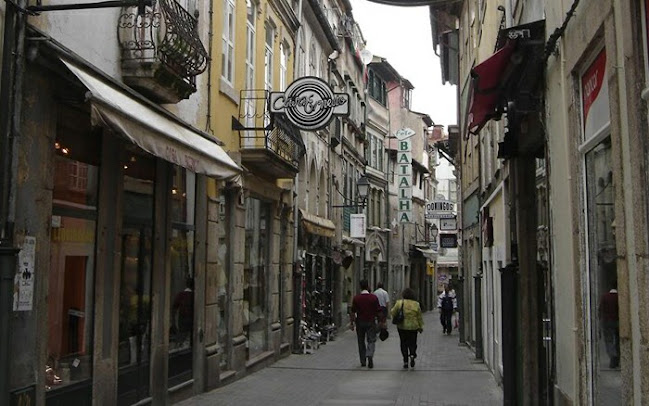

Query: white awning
[[61, 59, 241, 179]]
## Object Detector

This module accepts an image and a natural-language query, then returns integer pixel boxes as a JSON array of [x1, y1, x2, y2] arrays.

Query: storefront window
[[47, 124, 100, 397], [244, 197, 269, 359], [585, 139, 620, 404], [168, 167, 196, 386], [117, 149, 155, 404]]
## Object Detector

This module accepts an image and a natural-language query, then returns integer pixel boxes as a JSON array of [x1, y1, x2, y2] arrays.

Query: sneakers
[[410, 355, 416, 368], [367, 357, 374, 369], [403, 361, 408, 369]]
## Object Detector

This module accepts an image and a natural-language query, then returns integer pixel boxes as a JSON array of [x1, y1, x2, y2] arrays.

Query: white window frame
[[578, 46, 611, 406], [264, 22, 274, 92], [245, 1, 256, 90], [280, 42, 288, 91], [221, 0, 236, 85]]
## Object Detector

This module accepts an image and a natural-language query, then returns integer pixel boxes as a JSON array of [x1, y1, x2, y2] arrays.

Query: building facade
[[431, 0, 649, 404]]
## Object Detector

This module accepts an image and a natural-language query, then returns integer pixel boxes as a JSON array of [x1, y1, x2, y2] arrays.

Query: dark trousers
[[440, 309, 453, 333], [397, 328, 418, 361], [355, 321, 377, 363], [602, 320, 620, 366]]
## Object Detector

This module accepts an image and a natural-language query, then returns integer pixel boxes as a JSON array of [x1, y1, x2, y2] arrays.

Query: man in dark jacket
[[437, 284, 457, 335], [350, 279, 382, 368]]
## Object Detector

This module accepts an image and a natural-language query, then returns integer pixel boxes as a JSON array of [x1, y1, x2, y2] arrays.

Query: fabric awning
[[343, 236, 365, 246], [467, 41, 516, 134], [416, 247, 437, 259], [299, 209, 336, 238], [61, 59, 241, 179]]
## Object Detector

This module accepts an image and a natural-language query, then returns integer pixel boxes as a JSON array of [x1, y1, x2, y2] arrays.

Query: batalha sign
[[270, 76, 349, 131]]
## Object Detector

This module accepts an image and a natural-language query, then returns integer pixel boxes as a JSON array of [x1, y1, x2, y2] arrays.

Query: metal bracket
[[26, 0, 151, 15]]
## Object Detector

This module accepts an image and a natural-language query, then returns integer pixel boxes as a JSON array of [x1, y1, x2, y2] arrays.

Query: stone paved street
[[179, 311, 503, 406]]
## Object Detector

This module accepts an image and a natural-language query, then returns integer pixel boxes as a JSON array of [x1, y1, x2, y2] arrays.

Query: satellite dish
[[359, 49, 373, 65]]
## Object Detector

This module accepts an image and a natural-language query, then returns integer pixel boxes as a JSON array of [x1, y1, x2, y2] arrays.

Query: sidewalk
[[179, 310, 503, 406]]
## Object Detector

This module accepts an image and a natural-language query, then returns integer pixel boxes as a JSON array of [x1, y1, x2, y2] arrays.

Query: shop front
[[14, 38, 240, 406]]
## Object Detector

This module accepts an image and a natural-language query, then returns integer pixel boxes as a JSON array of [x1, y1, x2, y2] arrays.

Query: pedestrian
[[350, 279, 382, 368], [437, 284, 457, 335], [373, 282, 390, 323], [599, 284, 619, 368], [391, 287, 423, 369]]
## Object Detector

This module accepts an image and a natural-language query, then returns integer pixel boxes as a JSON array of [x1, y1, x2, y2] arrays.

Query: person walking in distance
[[373, 282, 390, 324], [599, 284, 620, 368], [350, 279, 382, 368], [437, 284, 457, 335], [391, 288, 423, 368]]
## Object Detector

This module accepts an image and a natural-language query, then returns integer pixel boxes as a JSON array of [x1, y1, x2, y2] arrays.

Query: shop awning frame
[[299, 209, 336, 238], [59, 56, 241, 179]]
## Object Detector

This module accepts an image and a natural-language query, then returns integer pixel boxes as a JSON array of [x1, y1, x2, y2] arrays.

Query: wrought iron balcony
[[118, 0, 208, 103], [234, 90, 305, 179]]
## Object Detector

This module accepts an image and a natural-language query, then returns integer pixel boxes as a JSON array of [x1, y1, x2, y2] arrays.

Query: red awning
[[467, 41, 516, 134]]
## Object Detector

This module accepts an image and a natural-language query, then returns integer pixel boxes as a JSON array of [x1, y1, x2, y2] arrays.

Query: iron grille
[[118, 0, 208, 88]]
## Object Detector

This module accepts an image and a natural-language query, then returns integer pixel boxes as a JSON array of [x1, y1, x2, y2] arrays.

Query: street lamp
[[332, 175, 370, 208], [356, 175, 370, 207], [430, 223, 439, 240]]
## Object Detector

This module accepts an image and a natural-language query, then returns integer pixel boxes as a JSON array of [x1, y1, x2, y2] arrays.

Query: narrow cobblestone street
[[179, 311, 502, 406]]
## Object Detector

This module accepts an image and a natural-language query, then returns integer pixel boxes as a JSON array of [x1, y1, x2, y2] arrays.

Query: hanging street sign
[[270, 76, 349, 131], [425, 199, 455, 219], [350, 214, 366, 239], [396, 128, 415, 223], [440, 233, 458, 248], [440, 216, 457, 230]]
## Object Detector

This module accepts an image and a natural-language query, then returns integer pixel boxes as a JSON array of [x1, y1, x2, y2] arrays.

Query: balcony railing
[[235, 90, 305, 178], [118, 0, 208, 103]]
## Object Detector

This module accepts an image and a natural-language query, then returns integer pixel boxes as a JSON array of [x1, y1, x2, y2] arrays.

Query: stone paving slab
[[179, 311, 503, 406]]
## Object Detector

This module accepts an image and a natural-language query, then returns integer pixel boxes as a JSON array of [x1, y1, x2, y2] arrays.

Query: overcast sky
[[349, 0, 458, 128]]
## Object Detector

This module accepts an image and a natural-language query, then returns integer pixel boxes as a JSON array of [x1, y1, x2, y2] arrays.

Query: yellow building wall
[[211, 0, 295, 154]]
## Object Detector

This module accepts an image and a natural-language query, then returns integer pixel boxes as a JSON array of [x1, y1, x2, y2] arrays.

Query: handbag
[[379, 327, 389, 341], [392, 300, 405, 325]]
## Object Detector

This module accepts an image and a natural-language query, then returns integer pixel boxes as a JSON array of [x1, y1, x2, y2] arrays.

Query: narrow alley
[[178, 311, 502, 406]]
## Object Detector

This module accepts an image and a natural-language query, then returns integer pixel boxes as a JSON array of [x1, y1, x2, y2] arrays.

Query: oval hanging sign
[[270, 76, 349, 131]]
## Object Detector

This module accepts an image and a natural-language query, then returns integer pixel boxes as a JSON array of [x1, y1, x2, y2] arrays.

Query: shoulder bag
[[392, 299, 405, 325]]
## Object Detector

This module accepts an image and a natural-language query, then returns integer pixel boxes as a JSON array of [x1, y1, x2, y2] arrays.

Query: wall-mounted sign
[[440, 233, 458, 248], [270, 76, 349, 131], [426, 199, 455, 219], [350, 214, 366, 239], [581, 49, 609, 139], [440, 217, 457, 231], [396, 128, 415, 223], [14, 236, 36, 312]]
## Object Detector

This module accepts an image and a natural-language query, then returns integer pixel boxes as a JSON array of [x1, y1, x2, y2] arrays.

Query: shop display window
[[243, 197, 269, 359], [585, 139, 621, 404], [168, 166, 196, 386], [117, 148, 155, 404], [47, 129, 100, 393]]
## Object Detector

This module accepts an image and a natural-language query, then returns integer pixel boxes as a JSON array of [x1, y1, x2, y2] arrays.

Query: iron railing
[[118, 0, 208, 90], [236, 90, 305, 171]]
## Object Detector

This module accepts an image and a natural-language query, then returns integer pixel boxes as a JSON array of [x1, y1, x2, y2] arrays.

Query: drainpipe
[[292, 0, 304, 352]]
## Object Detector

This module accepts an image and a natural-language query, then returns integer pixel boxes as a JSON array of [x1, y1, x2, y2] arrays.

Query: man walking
[[373, 282, 390, 323], [599, 285, 620, 368], [350, 279, 382, 368], [437, 284, 457, 335]]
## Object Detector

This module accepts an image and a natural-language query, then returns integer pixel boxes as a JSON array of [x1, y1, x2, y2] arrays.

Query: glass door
[[117, 150, 155, 405]]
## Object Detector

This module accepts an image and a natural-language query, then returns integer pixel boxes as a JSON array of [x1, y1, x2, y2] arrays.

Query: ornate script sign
[[270, 77, 349, 131]]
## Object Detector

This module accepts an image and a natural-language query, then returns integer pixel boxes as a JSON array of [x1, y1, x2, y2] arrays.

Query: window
[[402, 88, 411, 109], [221, 0, 235, 84], [48, 129, 100, 397], [168, 167, 196, 386], [264, 22, 274, 92], [245, 1, 256, 90], [244, 197, 270, 359], [309, 42, 316, 75], [368, 70, 387, 106], [280, 42, 288, 91]]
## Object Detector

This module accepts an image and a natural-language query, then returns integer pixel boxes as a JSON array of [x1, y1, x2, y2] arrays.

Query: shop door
[[117, 150, 155, 405]]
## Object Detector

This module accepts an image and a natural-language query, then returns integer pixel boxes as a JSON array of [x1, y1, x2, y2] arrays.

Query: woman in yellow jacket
[[390, 288, 424, 369]]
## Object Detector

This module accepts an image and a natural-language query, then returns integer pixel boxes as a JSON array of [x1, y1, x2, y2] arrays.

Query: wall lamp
[[332, 175, 370, 209]]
